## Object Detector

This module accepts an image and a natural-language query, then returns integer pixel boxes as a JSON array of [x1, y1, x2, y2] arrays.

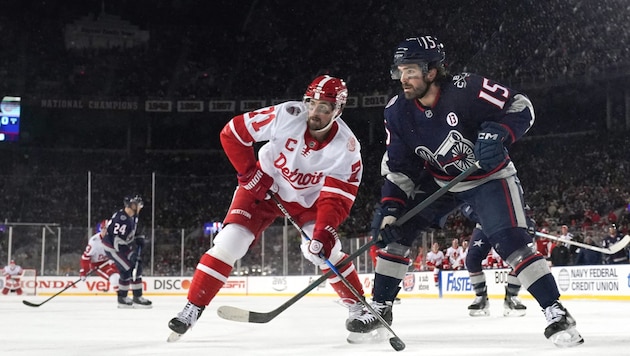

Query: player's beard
[[307, 115, 330, 132], [402, 76, 431, 100]]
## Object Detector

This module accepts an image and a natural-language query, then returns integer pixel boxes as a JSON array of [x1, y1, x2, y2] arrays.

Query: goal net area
[[21, 269, 37, 295]]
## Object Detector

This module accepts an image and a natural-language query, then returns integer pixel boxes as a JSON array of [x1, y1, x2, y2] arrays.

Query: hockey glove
[[474, 121, 511, 171], [237, 167, 276, 201], [308, 225, 339, 262], [372, 201, 405, 248]]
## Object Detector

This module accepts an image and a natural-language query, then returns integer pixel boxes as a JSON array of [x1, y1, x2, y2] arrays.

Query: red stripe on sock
[[188, 254, 233, 306]]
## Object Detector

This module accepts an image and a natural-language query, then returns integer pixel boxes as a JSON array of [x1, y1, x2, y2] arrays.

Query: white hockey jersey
[[3, 264, 22, 278], [222, 101, 362, 209], [81, 232, 109, 264]]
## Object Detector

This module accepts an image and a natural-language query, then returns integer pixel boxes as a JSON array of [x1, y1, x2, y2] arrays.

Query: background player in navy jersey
[[350, 36, 583, 347], [102, 195, 152, 308]]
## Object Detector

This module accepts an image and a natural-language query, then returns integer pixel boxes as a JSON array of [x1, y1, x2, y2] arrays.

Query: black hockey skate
[[543, 301, 584, 347], [133, 296, 153, 309], [346, 301, 392, 333], [503, 294, 526, 317], [167, 301, 205, 342], [346, 301, 393, 344], [117, 296, 133, 309], [467, 294, 490, 317]]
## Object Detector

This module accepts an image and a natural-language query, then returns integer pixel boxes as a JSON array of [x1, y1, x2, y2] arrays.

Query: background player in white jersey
[[2, 260, 23, 295], [168, 75, 365, 340], [425, 242, 444, 286], [445, 238, 464, 269], [79, 219, 120, 292]]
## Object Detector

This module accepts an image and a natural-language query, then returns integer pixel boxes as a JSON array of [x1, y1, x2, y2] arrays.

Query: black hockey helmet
[[391, 36, 446, 79], [124, 194, 144, 209]]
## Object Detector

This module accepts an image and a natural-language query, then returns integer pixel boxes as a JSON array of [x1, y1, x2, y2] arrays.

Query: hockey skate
[[543, 301, 584, 347], [167, 301, 205, 342], [340, 298, 386, 344], [503, 294, 526, 317], [468, 294, 490, 317], [345, 301, 392, 344], [117, 296, 134, 309], [133, 296, 153, 309]]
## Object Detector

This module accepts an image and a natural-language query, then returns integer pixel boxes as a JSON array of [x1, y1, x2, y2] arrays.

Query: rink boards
[[11, 264, 630, 300]]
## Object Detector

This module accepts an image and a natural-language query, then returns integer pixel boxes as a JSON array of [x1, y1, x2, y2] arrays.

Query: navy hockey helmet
[[124, 194, 144, 209], [303, 75, 348, 117], [391, 36, 446, 79]]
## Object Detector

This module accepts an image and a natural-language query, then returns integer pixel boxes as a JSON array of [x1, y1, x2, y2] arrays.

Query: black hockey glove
[[474, 121, 511, 171], [371, 201, 405, 248]]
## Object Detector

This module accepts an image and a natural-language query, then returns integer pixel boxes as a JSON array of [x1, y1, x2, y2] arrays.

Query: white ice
[[0, 294, 627, 356]]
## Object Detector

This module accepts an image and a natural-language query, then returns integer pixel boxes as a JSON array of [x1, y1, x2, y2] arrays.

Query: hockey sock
[[322, 257, 363, 301], [2, 287, 8, 295], [188, 252, 233, 307], [118, 279, 130, 298], [16, 288, 22, 295], [131, 279, 143, 298], [373, 249, 409, 302], [513, 254, 559, 308], [505, 272, 521, 296], [469, 272, 487, 296]]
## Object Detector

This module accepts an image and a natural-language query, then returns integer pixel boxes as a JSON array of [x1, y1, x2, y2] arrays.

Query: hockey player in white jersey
[[2, 260, 23, 295], [79, 220, 120, 292], [168, 75, 365, 340]]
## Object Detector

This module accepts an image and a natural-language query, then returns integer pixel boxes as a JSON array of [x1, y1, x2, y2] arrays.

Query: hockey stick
[[132, 244, 142, 281], [272, 194, 405, 351], [22, 268, 98, 307], [216, 163, 479, 328], [536, 231, 630, 255]]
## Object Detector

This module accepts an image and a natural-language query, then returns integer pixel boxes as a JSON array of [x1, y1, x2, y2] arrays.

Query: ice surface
[[1, 295, 627, 355]]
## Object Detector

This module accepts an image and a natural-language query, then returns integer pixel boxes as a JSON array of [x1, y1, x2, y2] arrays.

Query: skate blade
[[347, 328, 390, 344], [503, 308, 526, 317], [549, 327, 584, 348], [468, 309, 490, 317], [167, 332, 183, 343]]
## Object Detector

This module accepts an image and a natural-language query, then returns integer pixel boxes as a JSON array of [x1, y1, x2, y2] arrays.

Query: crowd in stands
[[1, 0, 629, 274]]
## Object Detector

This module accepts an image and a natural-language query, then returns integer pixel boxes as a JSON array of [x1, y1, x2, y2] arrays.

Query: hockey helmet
[[391, 36, 446, 79], [303, 75, 348, 117], [124, 194, 144, 209]]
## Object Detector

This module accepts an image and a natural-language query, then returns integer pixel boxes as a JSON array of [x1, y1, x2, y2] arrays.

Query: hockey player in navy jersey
[[102, 195, 152, 308], [349, 36, 583, 347]]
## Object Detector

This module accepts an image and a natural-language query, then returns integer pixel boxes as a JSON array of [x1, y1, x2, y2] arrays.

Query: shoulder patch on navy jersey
[[119, 215, 127, 221], [452, 73, 471, 89], [385, 95, 399, 109]]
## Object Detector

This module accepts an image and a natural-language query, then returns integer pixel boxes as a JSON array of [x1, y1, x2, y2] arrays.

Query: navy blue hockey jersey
[[382, 72, 534, 203], [102, 209, 139, 251]]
